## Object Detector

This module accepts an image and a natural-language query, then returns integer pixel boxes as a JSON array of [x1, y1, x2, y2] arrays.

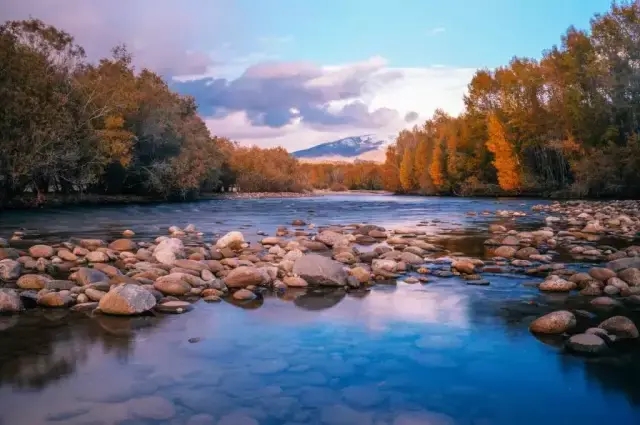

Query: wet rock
[[16, 273, 50, 290], [538, 275, 576, 292], [349, 267, 371, 283], [494, 246, 517, 258], [293, 254, 348, 287], [589, 267, 617, 282], [233, 288, 256, 300], [98, 284, 156, 315], [154, 274, 192, 295], [28, 244, 55, 259], [590, 296, 621, 309], [618, 268, 640, 286], [155, 300, 193, 314], [154, 238, 185, 266], [529, 310, 576, 334], [224, 266, 267, 288], [37, 292, 73, 307], [599, 316, 639, 339], [283, 276, 308, 287], [0, 259, 21, 281], [566, 333, 607, 355], [71, 301, 98, 312], [452, 260, 475, 274], [215, 231, 245, 250], [0, 289, 22, 313]]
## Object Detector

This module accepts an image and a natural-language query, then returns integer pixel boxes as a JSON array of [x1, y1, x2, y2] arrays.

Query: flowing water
[[1, 194, 639, 425]]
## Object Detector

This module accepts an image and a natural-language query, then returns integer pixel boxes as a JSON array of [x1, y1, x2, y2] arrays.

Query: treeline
[[384, 1, 640, 198], [0, 19, 306, 207], [299, 161, 383, 191]]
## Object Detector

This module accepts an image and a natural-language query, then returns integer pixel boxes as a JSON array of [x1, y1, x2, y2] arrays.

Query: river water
[[1, 194, 639, 425]]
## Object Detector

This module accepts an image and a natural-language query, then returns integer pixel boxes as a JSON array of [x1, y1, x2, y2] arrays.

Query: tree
[[486, 113, 521, 192], [399, 148, 415, 192]]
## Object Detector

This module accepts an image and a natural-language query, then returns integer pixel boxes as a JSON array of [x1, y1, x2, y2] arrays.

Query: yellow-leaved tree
[[486, 113, 521, 192]]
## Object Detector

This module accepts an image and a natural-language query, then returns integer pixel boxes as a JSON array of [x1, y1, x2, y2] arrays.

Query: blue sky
[[1, 0, 616, 151]]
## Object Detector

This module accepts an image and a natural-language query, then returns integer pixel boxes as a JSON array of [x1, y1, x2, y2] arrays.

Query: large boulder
[[224, 266, 267, 288], [154, 238, 185, 266], [0, 259, 21, 281], [98, 284, 156, 315], [215, 231, 245, 250], [529, 310, 576, 334], [292, 254, 348, 287], [0, 289, 22, 313]]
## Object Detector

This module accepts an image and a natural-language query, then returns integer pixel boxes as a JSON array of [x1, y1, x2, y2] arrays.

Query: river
[[0, 194, 639, 425]]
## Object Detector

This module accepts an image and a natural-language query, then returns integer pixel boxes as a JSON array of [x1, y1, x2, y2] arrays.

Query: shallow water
[[1, 194, 640, 425]]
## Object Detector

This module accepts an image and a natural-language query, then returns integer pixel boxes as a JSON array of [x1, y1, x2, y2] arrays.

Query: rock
[[76, 294, 89, 304], [604, 285, 620, 295], [589, 267, 617, 282], [261, 237, 281, 245], [174, 259, 208, 272], [466, 279, 490, 286], [215, 231, 245, 250], [618, 268, 640, 286], [203, 295, 221, 302], [154, 275, 192, 296], [529, 310, 576, 334], [566, 333, 607, 355], [399, 251, 424, 265], [538, 275, 576, 292], [452, 260, 475, 274], [334, 251, 356, 264], [155, 300, 193, 314], [284, 249, 304, 262], [224, 266, 267, 288], [293, 253, 348, 286], [494, 246, 517, 258], [583, 221, 604, 233], [122, 229, 135, 237], [28, 244, 55, 259], [569, 272, 592, 285], [0, 259, 21, 281], [501, 235, 520, 246], [73, 246, 89, 256], [515, 247, 540, 260], [45, 279, 76, 291], [0, 289, 22, 313], [108, 239, 137, 251], [292, 219, 306, 226], [599, 316, 639, 339], [233, 288, 256, 300], [283, 276, 308, 287], [489, 224, 507, 233], [57, 249, 77, 261], [607, 277, 629, 291], [85, 288, 106, 301], [75, 267, 108, 285], [201, 269, 214, 281], [607, 257, 640, 272], [590, 296, 621, 308], [154, 238, 185, 266], [37, 292, 72, 307], [372, 259, 399, 275], [16, 274, 50, 290], [85, 251, 109, 263], [316, 230, 347, 247], [349, 266, 371, 283], [98, 284, 156, 315], [71, 301, 98, 312]]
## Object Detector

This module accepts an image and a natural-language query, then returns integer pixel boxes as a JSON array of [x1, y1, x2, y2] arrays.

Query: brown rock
[[37, 292, 72, 308], [98, 284, 156, 315], [28, 244, 55, 259], [232, 288, 256, 300], [599, 316, 639, 339], [16, 274, 50, 290], [154, 275, 192, 296], [529, 310, 576, 334], [538, 275, 576, 292], [108, 239, 137, 252], [618, 268, 640, 286], [494, 246, 517, 258], [92, 263, 122, 278], [57, 249, 78, 262], [224, 266, 266, 288], [283, 276, 308, 287], [589, 267, 617, 282], [452, 260, 475, 274]]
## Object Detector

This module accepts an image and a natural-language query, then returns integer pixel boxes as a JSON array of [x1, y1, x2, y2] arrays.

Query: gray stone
[[293, 254, 348, 287], [566, 333, 607, 354]]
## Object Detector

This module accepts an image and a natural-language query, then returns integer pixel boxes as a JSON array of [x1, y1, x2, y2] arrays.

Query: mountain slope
[[292, 134, 396, 163]]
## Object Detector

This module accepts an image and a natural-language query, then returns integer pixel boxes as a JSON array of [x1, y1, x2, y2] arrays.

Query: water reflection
[[0, 282, 639, 424]]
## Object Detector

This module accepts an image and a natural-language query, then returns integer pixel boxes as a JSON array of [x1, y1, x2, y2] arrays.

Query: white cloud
[[429, 27, 446, 35], [204, 63, 477, 151]]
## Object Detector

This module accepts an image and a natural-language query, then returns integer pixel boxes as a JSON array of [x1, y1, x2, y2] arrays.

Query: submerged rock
[[598, 316, 639, 340], [566, 333, 607, 355]]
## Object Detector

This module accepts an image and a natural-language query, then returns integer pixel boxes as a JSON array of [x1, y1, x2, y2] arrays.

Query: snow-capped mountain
[[292, 134, 397, 163]]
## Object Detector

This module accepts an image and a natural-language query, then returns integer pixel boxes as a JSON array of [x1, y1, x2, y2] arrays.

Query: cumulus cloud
[[172, 56, 409, 130]]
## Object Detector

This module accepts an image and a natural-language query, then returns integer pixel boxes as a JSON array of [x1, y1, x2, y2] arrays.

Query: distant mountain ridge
[[292, 134, 396, 163]]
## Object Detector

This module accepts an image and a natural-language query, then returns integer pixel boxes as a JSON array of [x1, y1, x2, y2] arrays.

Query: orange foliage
[[486, 114, 521, 192]]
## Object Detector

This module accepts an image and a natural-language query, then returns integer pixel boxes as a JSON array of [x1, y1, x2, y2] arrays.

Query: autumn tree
[[399, 148, 416, 192], [486, 114, 521, 192]]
